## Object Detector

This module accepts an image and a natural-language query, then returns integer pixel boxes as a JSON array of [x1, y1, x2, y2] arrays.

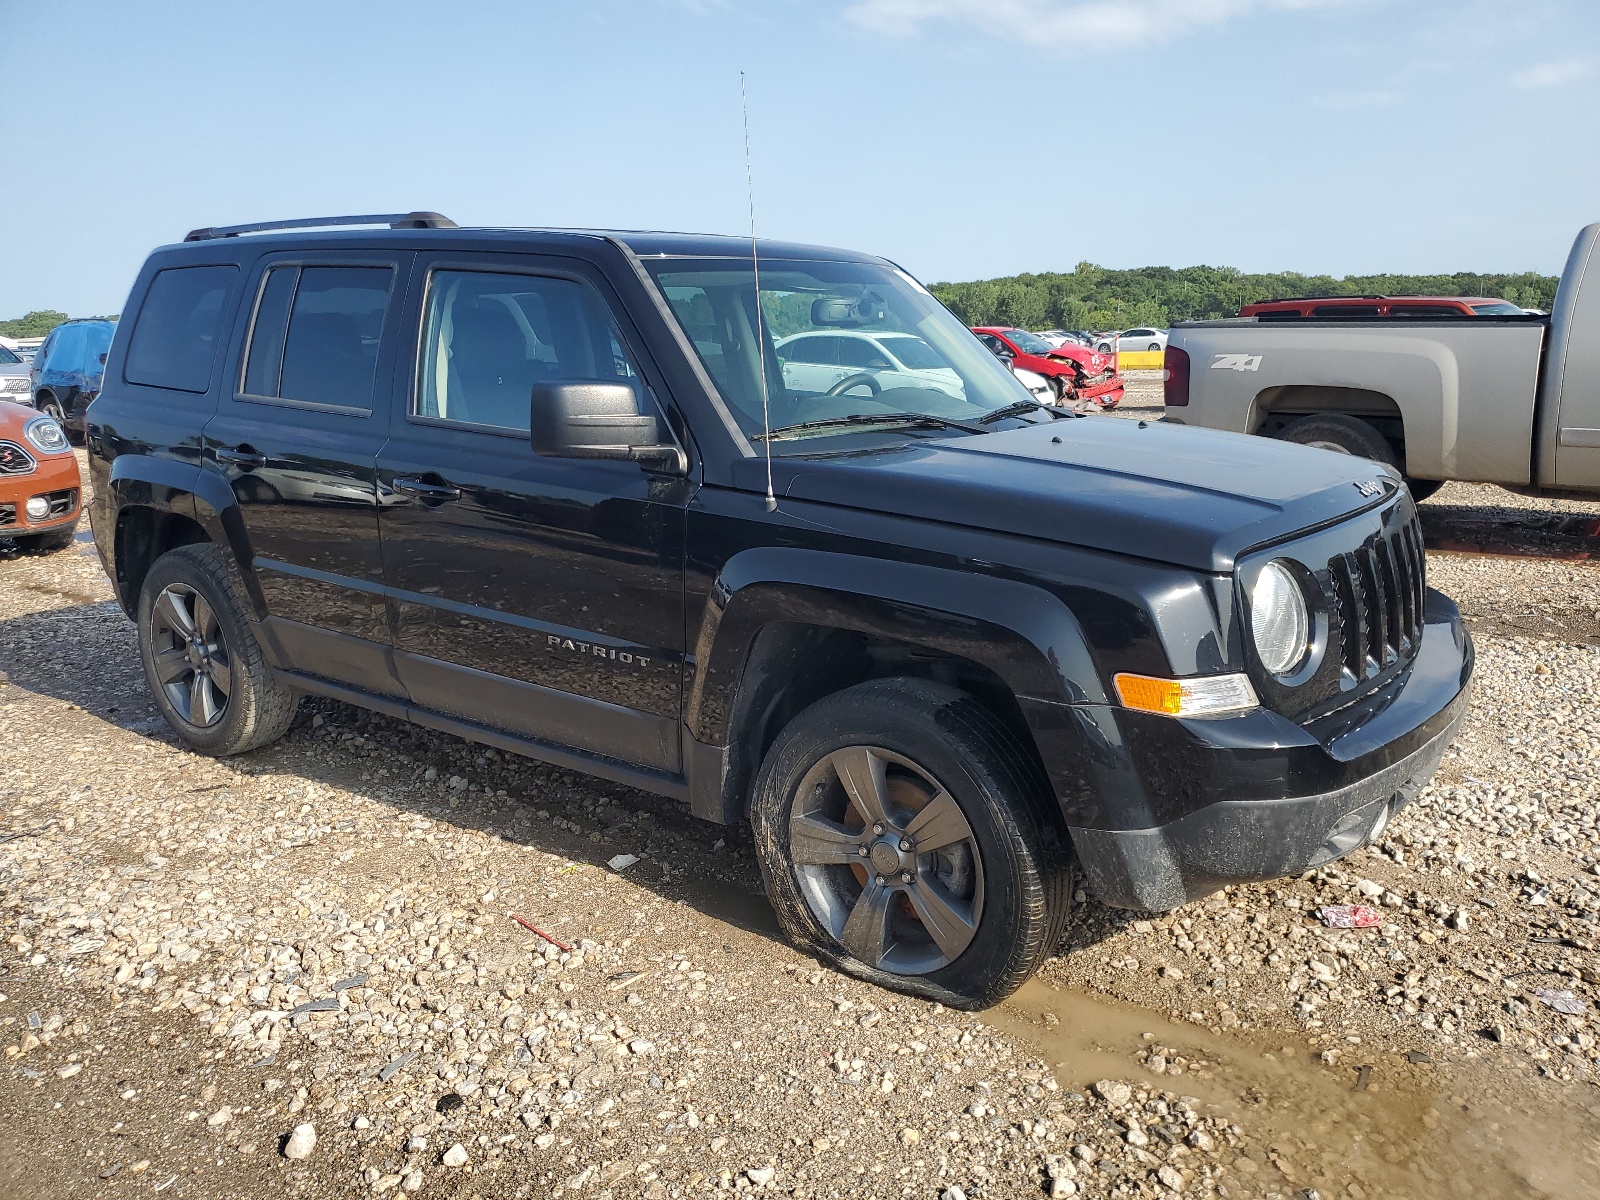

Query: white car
[[0, 342, 30, 401], [1096, 327, 1168, 354], [776, 331, 965, 401], [1035, 330, 1092, 349]]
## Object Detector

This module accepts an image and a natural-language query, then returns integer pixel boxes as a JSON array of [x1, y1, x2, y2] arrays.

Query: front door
[[376, 255, 691, 772], [202, 251, 412, 696]]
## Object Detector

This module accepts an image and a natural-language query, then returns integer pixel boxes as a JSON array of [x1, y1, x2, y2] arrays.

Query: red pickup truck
[[971, 327, 1124, 408], [1239, 295, 1526, 319]]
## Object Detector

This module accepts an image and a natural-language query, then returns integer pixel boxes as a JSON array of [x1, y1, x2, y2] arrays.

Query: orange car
[[0, 399, 81, 552]]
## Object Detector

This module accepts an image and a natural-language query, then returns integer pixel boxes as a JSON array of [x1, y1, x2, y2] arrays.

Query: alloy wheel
[[149, 583, 232, 727], [788, 746, 984, 975]]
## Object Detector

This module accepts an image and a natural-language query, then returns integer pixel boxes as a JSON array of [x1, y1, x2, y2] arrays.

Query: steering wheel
[[826, 372, 881, 397]]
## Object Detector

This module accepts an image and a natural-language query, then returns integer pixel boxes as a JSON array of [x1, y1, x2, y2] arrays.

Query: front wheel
[[137, 544, 298, 755], [750, 678, 1073, 1008], [37, 394, 66, 426]]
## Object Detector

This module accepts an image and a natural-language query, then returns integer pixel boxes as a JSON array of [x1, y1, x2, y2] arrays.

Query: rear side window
[[241, 265, 394, 412], [125, 266, 239, 392], [1311, 305, 1381, 318]]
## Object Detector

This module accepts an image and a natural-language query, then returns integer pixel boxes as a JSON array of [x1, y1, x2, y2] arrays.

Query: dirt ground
[[1, 422, 1598, 1200]]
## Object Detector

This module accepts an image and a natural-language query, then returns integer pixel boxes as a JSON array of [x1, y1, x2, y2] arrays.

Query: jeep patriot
[[87, 213, 1473, 1007]]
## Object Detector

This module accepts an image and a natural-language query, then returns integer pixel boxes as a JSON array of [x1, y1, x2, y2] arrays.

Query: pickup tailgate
[[1168, 319, 1547, 485]]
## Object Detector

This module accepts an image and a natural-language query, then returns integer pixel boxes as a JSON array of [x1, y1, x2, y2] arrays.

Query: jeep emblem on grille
[[1354, 479, 1383, 498]]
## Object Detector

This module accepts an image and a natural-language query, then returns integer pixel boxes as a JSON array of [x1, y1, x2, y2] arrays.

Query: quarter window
[[416, 270, 640, 432], [242, 265, 394, 411], [125, 265, 239, 393]]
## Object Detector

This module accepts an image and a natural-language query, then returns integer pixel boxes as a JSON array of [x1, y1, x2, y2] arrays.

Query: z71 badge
[[1211, 353, 1263, 372]]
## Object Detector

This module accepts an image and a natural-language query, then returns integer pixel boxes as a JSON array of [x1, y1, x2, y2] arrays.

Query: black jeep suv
[[87, 213, 1472, 1007]]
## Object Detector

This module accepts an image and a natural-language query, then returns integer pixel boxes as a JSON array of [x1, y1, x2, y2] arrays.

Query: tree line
[[929, 263, 1562, 331], [0, 310, 120, 338]]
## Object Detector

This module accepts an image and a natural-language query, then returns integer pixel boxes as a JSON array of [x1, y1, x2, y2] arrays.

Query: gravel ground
[[1, 446, 1597, 1200]]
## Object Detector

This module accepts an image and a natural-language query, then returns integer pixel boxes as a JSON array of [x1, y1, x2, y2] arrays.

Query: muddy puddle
[[986, 977, 1600, 1198]]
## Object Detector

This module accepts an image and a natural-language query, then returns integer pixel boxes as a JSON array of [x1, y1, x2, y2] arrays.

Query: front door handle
[[216, 446, 268, 470], [393, 476, 463, 502]]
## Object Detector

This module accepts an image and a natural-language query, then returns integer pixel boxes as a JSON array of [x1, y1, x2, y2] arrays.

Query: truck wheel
[[750, 678, 1072, 1009], [137, 544, 298, 756], [1406, 479, 1443, 502], [1279, 413, 1398, 468]]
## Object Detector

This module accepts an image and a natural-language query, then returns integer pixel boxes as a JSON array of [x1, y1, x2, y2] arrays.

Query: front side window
[[647, 258, 1033, 448], [125, 265, 239, 393], [416, 270, 640, 432], [242, 265, 393, 411]]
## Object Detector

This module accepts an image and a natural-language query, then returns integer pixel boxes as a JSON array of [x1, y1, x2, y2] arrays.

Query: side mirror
[[529, 381, 686, 473]]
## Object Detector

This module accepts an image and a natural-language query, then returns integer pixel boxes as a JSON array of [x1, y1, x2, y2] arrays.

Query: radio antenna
[[742, 71, 777, 512]]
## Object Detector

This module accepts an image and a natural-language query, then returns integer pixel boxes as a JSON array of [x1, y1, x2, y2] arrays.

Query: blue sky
[[3, 0, 1597, 317]]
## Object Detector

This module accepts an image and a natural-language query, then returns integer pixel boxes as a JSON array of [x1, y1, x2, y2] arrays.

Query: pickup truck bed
[[1165, 223, 1600, 499]]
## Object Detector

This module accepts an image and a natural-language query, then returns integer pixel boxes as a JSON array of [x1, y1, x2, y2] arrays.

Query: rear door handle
[[216, 447, 268, 469], [393, 476, 463, 501]]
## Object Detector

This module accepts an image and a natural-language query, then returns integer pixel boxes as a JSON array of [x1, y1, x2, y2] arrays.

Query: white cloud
[[1510, 58, 1592, 89], [843, 0, 1369, 50]]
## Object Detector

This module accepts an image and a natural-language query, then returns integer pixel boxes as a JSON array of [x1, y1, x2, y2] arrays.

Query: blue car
[[31, 318, 116, 437]]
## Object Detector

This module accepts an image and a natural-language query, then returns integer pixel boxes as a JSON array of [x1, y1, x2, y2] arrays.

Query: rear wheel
[[137, 544, 297, 755], [750, 678, 1072, 1008], [1279, 413, 1398, 468]]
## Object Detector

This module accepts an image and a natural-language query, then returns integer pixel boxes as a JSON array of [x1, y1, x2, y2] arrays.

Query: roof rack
[[1253, 294, 1386, 304], [184, 212, 458, 242]]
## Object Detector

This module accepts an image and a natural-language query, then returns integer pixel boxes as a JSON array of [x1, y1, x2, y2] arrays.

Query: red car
[[1239, 295, 1526, 319], [972, 327, 1124, 408]]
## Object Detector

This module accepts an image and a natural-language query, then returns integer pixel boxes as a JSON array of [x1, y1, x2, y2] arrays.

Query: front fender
[[685, 546, 1140, 827]]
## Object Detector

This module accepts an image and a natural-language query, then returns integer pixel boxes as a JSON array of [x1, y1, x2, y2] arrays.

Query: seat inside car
[[447, 302, 541, 428]]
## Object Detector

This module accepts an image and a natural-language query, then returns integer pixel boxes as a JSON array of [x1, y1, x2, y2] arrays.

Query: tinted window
[[1125, 329, 1155, 338], [779, 335, 836, 364], [240, 265, 392, 410], [1311, 305, 1381, 318], [241, 266, 298, 397], [1469, 301, 1525, 315], [125, 265, 239, 392], [1388, 305, 1468, 318], [836, 338, 891, 370], [416, 270, 640, 432], [881, 337, 943, 369], [0, 346, 19, 365]]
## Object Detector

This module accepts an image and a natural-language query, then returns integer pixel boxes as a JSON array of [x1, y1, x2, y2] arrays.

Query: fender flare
[[106, 455, 264, 617], [685, 546, 1134, 827]]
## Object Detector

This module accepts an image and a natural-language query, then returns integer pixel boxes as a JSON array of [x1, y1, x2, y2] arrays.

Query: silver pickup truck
[[1165, 223, 1600, 500]]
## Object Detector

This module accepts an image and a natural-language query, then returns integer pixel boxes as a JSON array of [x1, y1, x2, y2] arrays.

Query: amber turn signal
[[1113, 671, 1259, 719]]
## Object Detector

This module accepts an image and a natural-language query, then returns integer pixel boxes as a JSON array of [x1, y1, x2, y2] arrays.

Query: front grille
[[0, 503, 14, 527], [1, 377, 29, 393], [0, 441, 35, 475], [1328, 516, 1426, 680]]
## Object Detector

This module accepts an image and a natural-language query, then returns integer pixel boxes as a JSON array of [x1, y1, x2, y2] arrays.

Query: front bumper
[[1071, 595, 1472, 912]]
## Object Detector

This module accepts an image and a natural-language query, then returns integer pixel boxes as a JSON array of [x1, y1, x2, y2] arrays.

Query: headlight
[[23, 417, 69, 454], [1251, 560, 1311, 676]]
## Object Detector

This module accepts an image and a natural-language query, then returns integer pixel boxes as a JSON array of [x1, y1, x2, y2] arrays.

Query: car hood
[[752, 417, 1399, 573], [1044, 345, 1114, 372]]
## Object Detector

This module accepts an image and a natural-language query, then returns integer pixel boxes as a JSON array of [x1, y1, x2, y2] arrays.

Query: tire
[[1406, 478, 1444, 502], [1147, 343, 1161, 353], [749, 678, 1073, 1009], [1279, 413, 1398, 469], [137, 543, 297, 756], [37, 393, 65, 426], [19, 526, 76, 554]]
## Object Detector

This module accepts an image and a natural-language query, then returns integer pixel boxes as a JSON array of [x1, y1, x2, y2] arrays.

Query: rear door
[[202, 250, 412, 697], [376, 253, 691, 772]]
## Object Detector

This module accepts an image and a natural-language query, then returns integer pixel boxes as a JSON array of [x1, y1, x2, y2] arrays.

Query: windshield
[[0, 346, 20, 365], [1469, 301, 1525, 315], [647, 258, 1035, 446], [1003, 329, 1055, 355]]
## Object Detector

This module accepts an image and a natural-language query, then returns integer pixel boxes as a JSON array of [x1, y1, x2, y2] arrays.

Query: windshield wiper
[[754, 411, 989, 442], [978, 400, 1055, 424]]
